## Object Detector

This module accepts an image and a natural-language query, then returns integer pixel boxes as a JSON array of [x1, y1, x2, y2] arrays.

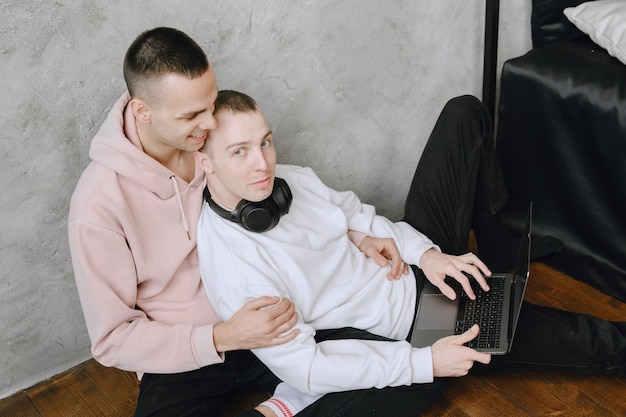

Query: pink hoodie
[[68, 93, 223, 375]]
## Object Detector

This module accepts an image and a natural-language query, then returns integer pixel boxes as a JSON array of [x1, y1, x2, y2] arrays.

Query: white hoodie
[[198, 164, 438, 395]]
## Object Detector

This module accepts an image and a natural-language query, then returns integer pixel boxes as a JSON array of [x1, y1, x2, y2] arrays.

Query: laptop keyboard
[[454, 276, 505, 349]]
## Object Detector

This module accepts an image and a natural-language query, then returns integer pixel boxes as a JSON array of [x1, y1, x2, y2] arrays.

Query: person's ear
[[129, 98, 151, 124], [193, 150, 214, 174]]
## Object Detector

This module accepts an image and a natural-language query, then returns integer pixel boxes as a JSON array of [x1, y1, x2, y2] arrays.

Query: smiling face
[[132, 67, 219, 158], [195, 107, 277, 209]]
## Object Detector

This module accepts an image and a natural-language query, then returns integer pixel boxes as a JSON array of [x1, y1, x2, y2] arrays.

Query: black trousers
[[135, 96, 625, 417], [134, 330, 445, 417]]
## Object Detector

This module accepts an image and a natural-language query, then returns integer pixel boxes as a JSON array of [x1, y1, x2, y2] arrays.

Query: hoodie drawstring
[[170, 176, 191, 240]]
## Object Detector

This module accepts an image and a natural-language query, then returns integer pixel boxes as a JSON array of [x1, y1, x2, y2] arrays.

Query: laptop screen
[[507, 202, 533, 345]]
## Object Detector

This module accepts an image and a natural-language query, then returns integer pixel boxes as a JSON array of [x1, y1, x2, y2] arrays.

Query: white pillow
[[564, 0, 626, 65]]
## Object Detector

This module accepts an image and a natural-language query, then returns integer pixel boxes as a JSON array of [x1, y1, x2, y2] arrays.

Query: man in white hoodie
[[68, 27, 437, 417], [196, 89, 626, 417]]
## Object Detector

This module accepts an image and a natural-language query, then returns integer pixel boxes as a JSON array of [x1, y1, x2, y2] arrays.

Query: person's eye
[[261, 139, 272, 147]]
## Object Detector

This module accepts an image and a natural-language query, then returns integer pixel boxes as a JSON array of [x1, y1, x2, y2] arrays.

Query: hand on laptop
[[419, 249, 491, 300], [431, 324, 492, 377]]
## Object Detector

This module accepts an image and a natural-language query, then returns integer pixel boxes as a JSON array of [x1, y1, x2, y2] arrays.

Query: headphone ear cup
[[205, 178, 292, 233], [239, 201, 279, 232], [240, 178, 292, 232], [271, 177, 293, 215]]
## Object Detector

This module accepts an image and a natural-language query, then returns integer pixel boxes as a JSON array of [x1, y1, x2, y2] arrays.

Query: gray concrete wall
[[0, 0, 532, 398]]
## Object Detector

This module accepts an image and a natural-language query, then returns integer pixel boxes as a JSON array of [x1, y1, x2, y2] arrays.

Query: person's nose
[[198, 111, 217, 130], [253, 149, 269, 171]]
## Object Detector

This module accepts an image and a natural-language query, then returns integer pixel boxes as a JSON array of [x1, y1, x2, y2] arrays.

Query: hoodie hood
[[89, 92, 204, 199]]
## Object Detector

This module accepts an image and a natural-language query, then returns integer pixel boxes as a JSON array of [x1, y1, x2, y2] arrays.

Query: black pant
[[135, 329, 445, 417], [402, 95, 507, 254], [134, 350, 279, 417]]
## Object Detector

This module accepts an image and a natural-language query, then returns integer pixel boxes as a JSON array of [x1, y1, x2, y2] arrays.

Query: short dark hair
[[202, 90, 260, 153], [214, 89, 259, 115], [123, 27, 209, 102]]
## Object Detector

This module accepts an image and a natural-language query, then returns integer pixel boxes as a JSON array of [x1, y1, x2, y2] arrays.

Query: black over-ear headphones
[[203, 177, 292, 233]]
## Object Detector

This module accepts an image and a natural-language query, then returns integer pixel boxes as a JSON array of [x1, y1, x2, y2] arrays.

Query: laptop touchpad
[[415, 294, 457, 329]]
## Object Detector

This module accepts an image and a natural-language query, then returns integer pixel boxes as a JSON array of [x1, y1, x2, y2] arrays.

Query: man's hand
[[419, 249, 491, 299], [431, 324, 492, 377], [358, 236, 409, 280], [213, 296, 299, 352]]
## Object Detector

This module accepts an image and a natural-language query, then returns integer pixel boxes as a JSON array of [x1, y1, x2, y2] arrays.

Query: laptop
[[409, 203, 533, 354]]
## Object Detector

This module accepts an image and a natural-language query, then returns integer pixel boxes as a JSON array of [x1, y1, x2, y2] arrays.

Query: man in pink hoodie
[[68, 27, 424, 417]]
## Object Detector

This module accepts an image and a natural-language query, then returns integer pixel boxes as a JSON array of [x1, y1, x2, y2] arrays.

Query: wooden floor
[[1, 262, 625, 417]]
